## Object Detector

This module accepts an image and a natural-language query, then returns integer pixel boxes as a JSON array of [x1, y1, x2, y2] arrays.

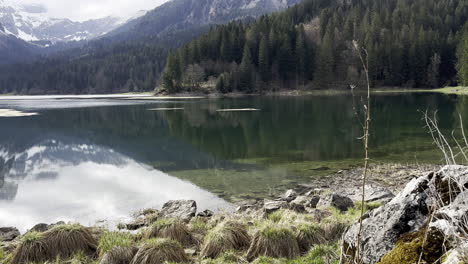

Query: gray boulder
[[30, 223, 50, 233], [442, 242, 468, 264], [0, 227, 20, 241], [291, 195, 320, 208], [263, 200, 288, 214], [126, 218, 147, 231], [317, 193, 354, 211], [159, 200, 197, 222], [197, 209, 214, 217], [337, 184, 394, 203], [343, 166, 468, 264]]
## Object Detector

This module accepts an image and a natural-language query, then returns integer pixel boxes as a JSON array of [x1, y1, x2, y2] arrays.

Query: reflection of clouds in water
[[0, 144, 232, 232]]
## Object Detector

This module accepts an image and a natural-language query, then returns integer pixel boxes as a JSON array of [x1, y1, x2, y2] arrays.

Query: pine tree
[[456, 29, 468, 87], [315, 25, 335, 88], [295, 26, 307, 86], [161, 53, 182, 92], [239, 44, 255, 92], [278, 35, 294, 81], [258, 34, 270, 82]]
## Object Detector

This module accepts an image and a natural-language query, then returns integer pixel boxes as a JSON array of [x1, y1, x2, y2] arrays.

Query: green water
[[0, 93, 466, 225]]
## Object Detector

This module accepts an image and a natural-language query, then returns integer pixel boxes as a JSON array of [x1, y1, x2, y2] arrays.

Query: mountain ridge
[[107, 0, 301, 41], [0, 0, 126, 43]]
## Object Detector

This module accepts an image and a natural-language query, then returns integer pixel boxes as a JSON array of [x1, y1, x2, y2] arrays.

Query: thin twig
[[353, 40, 371, 264]]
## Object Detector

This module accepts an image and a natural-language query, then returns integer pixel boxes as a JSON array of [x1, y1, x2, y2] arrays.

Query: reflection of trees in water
[[162, 95, 459, 162], [0, 156, 18, 200], [163, 96, 363, 162]]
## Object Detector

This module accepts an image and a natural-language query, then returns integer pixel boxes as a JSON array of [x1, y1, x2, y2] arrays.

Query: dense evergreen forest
[[0, 0, 467, 94], [0, 27, 207, 94], [162, 0, 468, 93]]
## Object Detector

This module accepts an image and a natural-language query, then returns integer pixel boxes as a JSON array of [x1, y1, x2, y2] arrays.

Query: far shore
[[0, 86, 466, 99]]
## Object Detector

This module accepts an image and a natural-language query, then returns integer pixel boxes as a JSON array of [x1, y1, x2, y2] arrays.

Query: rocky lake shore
[[1, 164, 467, 264]]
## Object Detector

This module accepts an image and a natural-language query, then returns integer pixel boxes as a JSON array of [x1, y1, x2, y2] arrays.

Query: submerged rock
[[0, 227, 20, 241], [343, 165, 468, 264], [159, 200, 197, 222]]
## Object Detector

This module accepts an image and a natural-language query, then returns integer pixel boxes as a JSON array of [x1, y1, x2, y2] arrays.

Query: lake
[[0, 93, 466, 231]]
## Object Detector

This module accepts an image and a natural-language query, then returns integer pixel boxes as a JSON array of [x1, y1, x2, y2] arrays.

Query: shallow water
[[0, 93, 466, 231]]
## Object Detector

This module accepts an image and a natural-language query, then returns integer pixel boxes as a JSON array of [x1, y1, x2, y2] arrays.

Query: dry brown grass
[[144, 218, 198, 247], [200, 221, 251, 259], [11, 224, 98, 264], [322, 221, 349, 242], [11, 232, 47, 264], [246, 224, 300, 261], [100, 246, 138, 264], [45, 224, 98, 259], [296, 224, 326, 254], [130, 238, 188, 264]]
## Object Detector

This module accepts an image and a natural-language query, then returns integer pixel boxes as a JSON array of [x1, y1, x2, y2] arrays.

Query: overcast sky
[[17, 0, 170, 21]]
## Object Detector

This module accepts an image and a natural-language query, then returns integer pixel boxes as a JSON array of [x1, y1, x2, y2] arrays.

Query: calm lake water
[[0, 93, 466, 231]]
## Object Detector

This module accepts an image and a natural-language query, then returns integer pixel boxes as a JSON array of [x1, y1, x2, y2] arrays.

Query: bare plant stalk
[[353, 40, 371, 264]]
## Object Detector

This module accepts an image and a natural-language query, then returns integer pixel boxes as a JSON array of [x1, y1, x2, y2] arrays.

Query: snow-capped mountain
[[0, 21, 38, 64], [0, 0, 126, 42], [109, 0, 302, 40]]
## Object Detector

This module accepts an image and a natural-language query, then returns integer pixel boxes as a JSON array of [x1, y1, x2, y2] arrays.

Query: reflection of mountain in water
[[0, 136, 232, 232], [0, 137, 128, 201]]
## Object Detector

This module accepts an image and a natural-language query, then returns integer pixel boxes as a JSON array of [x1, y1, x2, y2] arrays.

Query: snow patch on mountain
[[0, 0, 136, 43]]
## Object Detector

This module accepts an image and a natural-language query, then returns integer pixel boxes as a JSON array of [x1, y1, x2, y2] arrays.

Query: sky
[[14, 0, 170, 21]]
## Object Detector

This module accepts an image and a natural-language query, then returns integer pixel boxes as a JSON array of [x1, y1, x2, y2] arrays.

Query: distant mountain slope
[[0, 22, 37, 64], [0, 0, 125, 43], [108, 0, 301, 40]]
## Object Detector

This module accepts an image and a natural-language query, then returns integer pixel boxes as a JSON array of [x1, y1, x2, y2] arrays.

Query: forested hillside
[[0, 0, 301, 94], [0, 26, 208, 94], [161, 0, 468, 93]]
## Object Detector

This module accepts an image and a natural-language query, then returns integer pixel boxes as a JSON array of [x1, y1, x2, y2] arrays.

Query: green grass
[[21, 231, 43, 242], [288, 244, 340, 264], [251, 244, 340, 264], [201, 251, 243, 264], [189, 217, 210, 234], [98, 231, 135, 256], [66, 251, 99, 264]]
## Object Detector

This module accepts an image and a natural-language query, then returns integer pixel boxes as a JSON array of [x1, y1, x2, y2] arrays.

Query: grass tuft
[[11, 224, 97, 264], [130, 238, 188, 264], [98, 231, 135, 256], [200, 221, 250, 259], [246, 224, 300, 261], [100, 246, 138, 264], [296, 224, 326, 253], [145, 218, 198, 247]]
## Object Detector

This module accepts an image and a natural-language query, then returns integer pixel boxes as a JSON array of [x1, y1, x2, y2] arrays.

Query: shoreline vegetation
[[1, 86, 467, 99], [4, 163, 465, 264]]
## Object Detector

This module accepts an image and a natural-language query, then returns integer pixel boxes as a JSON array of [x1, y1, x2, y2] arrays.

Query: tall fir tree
[[239, 44, 255, 92], [258, 34, 270, 82], [315, 25, 335, 88], [161, 53, 182, 92], [457, 28, 468, 86]]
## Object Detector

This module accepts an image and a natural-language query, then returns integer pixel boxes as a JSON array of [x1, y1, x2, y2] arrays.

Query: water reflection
[[0, 94, 466, 231], [0, 139, 232, 232]]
